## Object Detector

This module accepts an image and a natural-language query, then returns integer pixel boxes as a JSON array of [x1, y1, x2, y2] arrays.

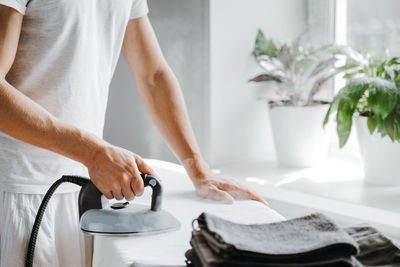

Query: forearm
[[122, 17, 211, 178], [135, 67, 210, 177], [0, 78, 103, 166]]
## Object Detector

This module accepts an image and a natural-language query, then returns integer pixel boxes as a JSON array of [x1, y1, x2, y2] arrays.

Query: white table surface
[[216, 157, 400, 235], [92, 159, 284, 267]]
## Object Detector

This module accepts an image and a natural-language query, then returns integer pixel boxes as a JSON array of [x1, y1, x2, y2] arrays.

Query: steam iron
[[78, 173, 181, 236], [26, 174, 180, 267]]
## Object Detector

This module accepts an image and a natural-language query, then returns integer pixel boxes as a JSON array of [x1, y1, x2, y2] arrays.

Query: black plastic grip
[[78, 180, 102, 218], [142, 173, 162, 211], [78, 173, 163, 218]]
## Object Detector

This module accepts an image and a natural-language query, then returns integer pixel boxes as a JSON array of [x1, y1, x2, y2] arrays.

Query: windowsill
[[215, 155, 400, 230]]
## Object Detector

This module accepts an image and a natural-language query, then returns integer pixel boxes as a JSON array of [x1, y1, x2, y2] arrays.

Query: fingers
[[112, 188, 124, 201], [135, 156, 157, 176], [103, 191, 114, 200], [217, 180, 269, 206], [95, 182, 115, 200], [246, 191, 269, 206], [121, 177, 135, 201], [209, 187, 235, 204], [197, 185, 234, 204], [119, 154, 146, 199], [88, 145, 153, 201], [130, 165, 145, 196]]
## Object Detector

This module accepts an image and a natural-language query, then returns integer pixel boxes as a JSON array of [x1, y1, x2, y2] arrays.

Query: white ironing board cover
[[92, 159, 285, 267]]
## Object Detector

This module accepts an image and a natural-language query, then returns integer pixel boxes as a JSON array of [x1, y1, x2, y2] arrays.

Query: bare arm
[[122, 17, 267, 205], [0, 6, 154, 200], [0, 6, 94, 168]]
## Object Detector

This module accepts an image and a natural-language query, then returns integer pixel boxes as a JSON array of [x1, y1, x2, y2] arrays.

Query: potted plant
[[324, 53, 400, 186], [250, 30, 351, 167]]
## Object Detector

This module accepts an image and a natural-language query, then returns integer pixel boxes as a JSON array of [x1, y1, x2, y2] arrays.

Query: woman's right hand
[[85, 144, 156, 200]]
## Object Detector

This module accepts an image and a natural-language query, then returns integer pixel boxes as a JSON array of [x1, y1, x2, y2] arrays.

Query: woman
[[0, 0, 267, 266]]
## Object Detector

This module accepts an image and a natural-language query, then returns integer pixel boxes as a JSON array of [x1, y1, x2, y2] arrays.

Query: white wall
[[209, 0, 308, 165]]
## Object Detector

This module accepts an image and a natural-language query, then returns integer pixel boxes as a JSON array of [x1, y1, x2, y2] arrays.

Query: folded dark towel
[[345, 225, 400, 266], [187, 231, 361, 267], [197, 212, 358, 260], [186, 212, 400, 267], [185, 249, 202, 267]]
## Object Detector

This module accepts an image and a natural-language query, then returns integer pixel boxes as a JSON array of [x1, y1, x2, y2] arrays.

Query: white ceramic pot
[[355, 116, 400, 186], [268, 104, 331, 168]]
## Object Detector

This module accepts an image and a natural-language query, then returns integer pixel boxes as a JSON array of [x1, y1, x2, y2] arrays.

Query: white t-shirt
[[0, 0, 148, 193]]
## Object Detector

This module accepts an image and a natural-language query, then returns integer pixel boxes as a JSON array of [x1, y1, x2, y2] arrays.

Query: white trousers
[[0, 191, 92, 267]]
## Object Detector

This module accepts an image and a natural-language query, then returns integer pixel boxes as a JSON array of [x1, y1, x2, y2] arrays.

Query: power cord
[[25, 175, 90, 267]]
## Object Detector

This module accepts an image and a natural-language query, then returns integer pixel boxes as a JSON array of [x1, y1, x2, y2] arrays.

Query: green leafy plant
[[250, 29, 358, 106], [324, 55, 400, 147]]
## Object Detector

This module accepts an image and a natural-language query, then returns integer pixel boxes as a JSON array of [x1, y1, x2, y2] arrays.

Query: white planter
[[269, 104, 331, 168], [355, 117, 400, 186]]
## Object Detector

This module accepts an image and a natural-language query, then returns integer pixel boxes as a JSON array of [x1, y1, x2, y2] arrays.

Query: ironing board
[[91, 159, 285, 267]]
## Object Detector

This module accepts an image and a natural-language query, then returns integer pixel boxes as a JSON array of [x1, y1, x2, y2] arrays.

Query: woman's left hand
[[191, 175, 269, 205], [182, 156, 268, 205]]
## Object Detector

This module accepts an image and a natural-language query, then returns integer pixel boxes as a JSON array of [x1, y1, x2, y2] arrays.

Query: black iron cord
[[25, 175, 90, 267]]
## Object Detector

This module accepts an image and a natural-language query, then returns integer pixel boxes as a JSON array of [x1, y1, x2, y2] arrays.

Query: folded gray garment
[[345, 225, 400, 266], [187, 213, 400, 267], [197, 212, 359, 260], [187, 231, 362, 267]]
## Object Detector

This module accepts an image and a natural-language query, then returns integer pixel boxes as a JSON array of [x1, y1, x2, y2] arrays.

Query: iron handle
[[78, 173, 163, 218], [141, 173, 162, 211]]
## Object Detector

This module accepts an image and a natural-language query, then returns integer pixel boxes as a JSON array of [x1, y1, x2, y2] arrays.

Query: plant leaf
[[387, 57, 400, 66], [333, 78, 371, 147], [323, 104, 332, 126], [367, 116, 378, 134], [249, 74, 282, 83], [366, 77, 397, 119], [376, 61, 386, 77], [254, 29, 280, 58], [277, 44, 293, 69], [255, 55, 285, 74], [395, 71, 400, 88], [382, 108, 400, 141], [337, 101, 354, 147]]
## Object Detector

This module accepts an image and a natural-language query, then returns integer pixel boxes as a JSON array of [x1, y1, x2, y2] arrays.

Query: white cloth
[[0, 189, 91, 267], [0, 0, 149, 194], [93, 160, 285, 267]]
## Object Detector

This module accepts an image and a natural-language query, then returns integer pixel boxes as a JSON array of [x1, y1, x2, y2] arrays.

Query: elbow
[[0, 68, 9, 86], [0, 75, 7, 89], [137, 66, 169, 89], [0, 71, 6, 84]]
